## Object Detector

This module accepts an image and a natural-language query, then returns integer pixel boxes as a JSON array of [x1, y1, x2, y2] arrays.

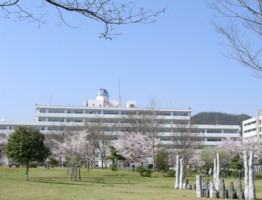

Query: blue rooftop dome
[[96, 89, 109, 101], [97, 89, 109, 97]]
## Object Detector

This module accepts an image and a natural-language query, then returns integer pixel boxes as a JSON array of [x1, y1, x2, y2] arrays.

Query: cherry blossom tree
[[217, 137, 242, 164], [242, 137, 262, 157], [119, 99, 162, 171], [58, 130, 92, 165], [213, 137, 262, 176], [113, 133, 160, 168], [216, 136, 262, 161], [85, 118, 112, 169], [188, 154, 205, 172]]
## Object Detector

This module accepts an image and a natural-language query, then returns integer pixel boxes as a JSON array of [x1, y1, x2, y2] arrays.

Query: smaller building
[[242, 110, 262, 139], [197, 124, 241, 146]]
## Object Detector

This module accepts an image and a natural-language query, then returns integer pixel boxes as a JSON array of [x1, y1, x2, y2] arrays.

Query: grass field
[[0, 167, 262, 200]]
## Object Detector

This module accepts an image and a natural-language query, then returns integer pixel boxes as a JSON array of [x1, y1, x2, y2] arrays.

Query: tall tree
[[210, 0, 262, 76], [120, 98, 162, 171], [106, 146, 125, 171], [172, 124, 201, 166], [85, 117, 112, 169], [0, 142, 4, 165], [200, 146, 217, 169], [155, 148, 169, 171], [0, 0, 165, 39], [58, 130, 92, 165], [4, 127, 50, 180]]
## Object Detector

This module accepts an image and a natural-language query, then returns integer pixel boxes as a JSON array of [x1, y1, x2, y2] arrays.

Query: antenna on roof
[[118, 79, 122, 107], [49, 96, 52, 105]]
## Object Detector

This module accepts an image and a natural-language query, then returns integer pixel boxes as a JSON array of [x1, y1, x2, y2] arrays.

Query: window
[[48, 118, 64, 122], [67, 110, 83, 114], [66, 118, 83, 123], [48, 109, 65, 113], [160, 120, 172, 124], [223, 129, 238, 134], [207, 137, 222, 142], [39, 108, 46, 113], [159, 128, 171, 133], [39, 117, 45, 122], [157, 112, 171, 116], [160, 137, 171, 141], [197, 129, 206, 134], [47, 127, 64, 131], [173, 112, 189, 116], [121, 111, 136, 115], [87, 110, 101, 114], [103, 111, 119, 115], [207, 129, 222, 133], [0, 126, 6, 130]]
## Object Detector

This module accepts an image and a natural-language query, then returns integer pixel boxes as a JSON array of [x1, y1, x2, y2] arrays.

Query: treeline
[[191, 112, 251, 127]]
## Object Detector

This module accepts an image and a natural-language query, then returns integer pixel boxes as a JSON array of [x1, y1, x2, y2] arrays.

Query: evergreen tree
[[5, 127, 50, 180]]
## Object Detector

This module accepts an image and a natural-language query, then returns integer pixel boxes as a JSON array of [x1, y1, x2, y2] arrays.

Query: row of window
[[244, 121, 256, 126], [244, 128, 256, 133], [244, 120, 262, 126], [205, 129, 238, 134], [0, 125, 239, 137], [38, 108, 190, 117], [159, 137, 224, 142], [38, 117, 190, 124]]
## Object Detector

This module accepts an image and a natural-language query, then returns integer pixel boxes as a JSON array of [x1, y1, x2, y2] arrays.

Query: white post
[[209, 181, 216, 198], [248, 151, 256, 200], [196, 175, 203, 198], [213, 157, 217, 190], [179, 157, 184, 190], [244, 151, 249, 200], [216, 153, 220, 191], [175, 155, 180, 189]]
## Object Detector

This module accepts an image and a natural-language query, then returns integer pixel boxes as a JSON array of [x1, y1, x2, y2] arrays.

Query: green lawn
[[0, 167, 262, 200]]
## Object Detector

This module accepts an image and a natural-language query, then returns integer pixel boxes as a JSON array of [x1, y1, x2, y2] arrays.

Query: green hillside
[[191, 112, 251, 127]]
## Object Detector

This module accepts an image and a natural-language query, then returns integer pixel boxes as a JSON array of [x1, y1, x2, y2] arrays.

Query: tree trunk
[[152, 141, 156, 172], [101, 160, 104, 170], [25, 160, 29, 181]]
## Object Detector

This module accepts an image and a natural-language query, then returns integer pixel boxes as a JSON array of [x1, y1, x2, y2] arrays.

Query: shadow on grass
[[30, 176, 136, 187]]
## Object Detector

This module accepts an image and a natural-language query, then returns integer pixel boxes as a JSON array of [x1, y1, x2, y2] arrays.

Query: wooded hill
[[191, 112, 251, 127]]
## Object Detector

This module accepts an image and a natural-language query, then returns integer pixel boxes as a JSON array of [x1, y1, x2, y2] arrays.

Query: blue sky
[[0, 0, 261, 122]]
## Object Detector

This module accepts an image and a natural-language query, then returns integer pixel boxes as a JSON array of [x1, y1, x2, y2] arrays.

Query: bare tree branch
[[0, 0, 19, 7], [209, 0, 262, 76], [0, 0, 165, 39]]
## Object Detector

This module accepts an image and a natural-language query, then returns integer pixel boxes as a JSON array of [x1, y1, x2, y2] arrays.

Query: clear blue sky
[[0, 1, 261, 122]]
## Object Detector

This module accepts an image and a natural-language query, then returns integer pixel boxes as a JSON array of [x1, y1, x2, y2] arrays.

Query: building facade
[[0, 89, 241, 144], [0, 89, 241, 166], [242, 110, 262, 139]]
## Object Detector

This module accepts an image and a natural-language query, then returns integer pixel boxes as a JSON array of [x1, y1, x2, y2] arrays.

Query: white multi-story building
[[242, 110, 262, 139], [0, 89, 241, 152]]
